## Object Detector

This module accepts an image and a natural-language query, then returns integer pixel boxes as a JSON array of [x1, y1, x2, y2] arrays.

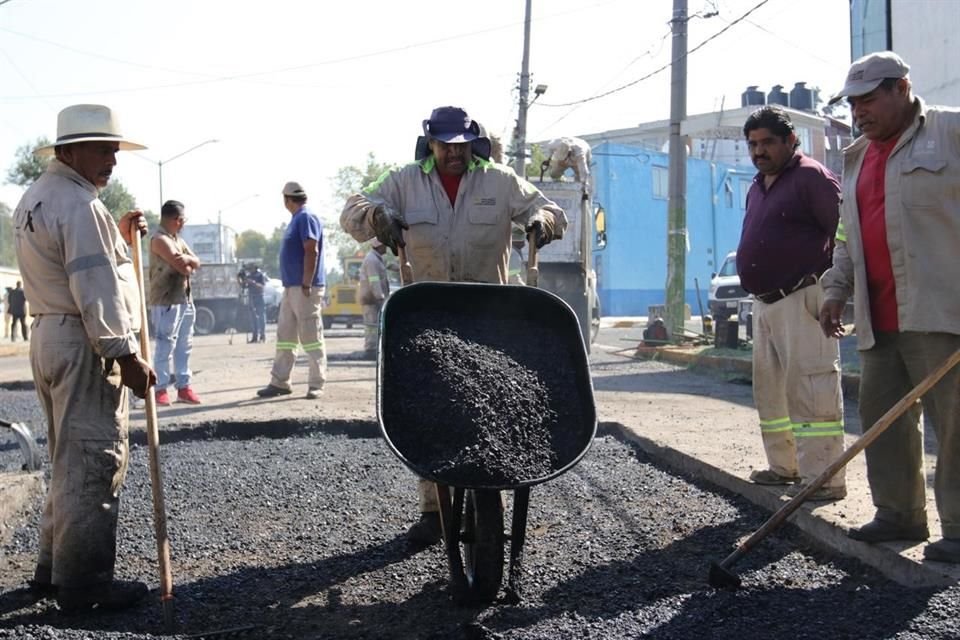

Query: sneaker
[[406, 512, 442, 548], [785, 483, 847, 502], [177, 387, 202, 404], [749, 469, 800, 485], [256, 384, 292, 398], [155, 388, 172, 406], [57, 579, 148, 614], [924, 538, 960, 563], [305, 387, 322, 400], [848, 518, 929, 543]]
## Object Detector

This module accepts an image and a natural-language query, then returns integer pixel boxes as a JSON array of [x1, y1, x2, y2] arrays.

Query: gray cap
[[829, 51, 910, 105], [282, 181, 306, 197]]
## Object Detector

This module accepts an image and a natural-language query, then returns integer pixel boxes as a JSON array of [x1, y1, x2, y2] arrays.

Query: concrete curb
[[612, 424, 957, 588], [633, 346, 862, 400]]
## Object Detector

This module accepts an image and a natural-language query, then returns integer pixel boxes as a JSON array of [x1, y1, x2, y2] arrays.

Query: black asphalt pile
[[381, 311, 591, 488], [2, 413, 959, 639]]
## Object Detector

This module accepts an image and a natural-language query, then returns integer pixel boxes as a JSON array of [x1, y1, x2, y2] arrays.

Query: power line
[[0, 0, 627, 100], [538, 0, 773, 108]]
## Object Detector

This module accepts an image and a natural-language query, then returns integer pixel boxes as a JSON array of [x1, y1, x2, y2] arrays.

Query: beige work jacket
[[13, 160, 140, 359], [822, 98, 960, 349], [340, 156, 566, 284], [359, 249, 389, 305]]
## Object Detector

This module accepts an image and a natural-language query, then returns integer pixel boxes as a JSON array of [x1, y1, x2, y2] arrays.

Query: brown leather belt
[[755, 274, 817, 305]]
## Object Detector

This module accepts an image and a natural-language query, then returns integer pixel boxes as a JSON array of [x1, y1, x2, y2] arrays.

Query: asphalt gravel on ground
[[2, 408, 960, 639]]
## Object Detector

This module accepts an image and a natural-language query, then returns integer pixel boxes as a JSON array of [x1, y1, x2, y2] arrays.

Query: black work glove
[[525, 219, 551, 249], [370, 205, 409, 256]]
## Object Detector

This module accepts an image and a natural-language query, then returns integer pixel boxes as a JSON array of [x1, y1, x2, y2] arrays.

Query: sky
[[0, 0, 851, 241]]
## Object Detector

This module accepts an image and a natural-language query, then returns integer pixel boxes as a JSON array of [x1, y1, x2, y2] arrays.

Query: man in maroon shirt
[[736, 106, 846, 501]]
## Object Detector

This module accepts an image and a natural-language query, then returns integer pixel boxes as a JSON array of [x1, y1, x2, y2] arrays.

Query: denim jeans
[[249, 298, 266, 340], [151, 302, 195, 390]]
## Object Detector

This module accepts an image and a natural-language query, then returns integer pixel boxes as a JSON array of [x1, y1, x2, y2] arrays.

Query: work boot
[[155, 388, 172, 407], [923, 538, 960, 563], [848, 518, 929, 543], [29, 565, 56, 599], [256, 384, 292, 398], [177, 386, 202, 404], [785, 483, 847, 502], [305, 387, 323, 400], [749, 469, 800, 485], [57, 580, 148, 614], [406, 512, 442, 548]]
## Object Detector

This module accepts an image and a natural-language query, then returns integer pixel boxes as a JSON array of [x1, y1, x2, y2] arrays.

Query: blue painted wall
[[591, 142, 754, 316]]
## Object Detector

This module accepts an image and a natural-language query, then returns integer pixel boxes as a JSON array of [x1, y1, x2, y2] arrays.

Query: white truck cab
[[708, 251, 751, 321]]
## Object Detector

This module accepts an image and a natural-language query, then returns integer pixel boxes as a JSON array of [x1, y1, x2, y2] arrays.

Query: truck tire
[[322, 316, 333, 330], [194, 305, 216, 335]]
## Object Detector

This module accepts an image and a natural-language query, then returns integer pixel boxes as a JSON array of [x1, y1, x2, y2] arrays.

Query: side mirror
[[710, 272, 717, 279], [594, 203, 607, 250]]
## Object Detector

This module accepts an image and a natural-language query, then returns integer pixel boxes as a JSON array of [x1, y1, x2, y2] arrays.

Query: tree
[[0, 202, 15, 268], [236, 229, 268, 260], [6, 137, 50, 187], [262, 223, 287, 276], [99, 180, 137, 221], [328, 153, 397, 260]]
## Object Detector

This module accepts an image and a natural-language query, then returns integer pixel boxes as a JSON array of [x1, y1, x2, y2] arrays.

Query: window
[[652, 166, 668, 199]]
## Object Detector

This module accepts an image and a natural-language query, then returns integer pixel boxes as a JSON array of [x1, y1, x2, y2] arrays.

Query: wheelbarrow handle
[[397, 244, 413, 286], [526, 230, 539, 288]]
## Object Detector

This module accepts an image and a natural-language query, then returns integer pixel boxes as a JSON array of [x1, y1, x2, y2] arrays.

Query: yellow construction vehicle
[[322, 252, 364, 330]]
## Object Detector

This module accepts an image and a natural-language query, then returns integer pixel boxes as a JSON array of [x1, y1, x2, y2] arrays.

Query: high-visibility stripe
[[759, 416, 792, 433], [302, 341, 324, 352], [793, 421, 844, 438], [368, 275, 381, 282], [66, 253, 111, 274], [276, 341, 298, 352], [835, 219, 847, 243]]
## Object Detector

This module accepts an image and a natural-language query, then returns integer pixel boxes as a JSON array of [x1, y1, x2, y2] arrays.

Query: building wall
[[592, 142, 750, 316], [851, 0, 960, 105]]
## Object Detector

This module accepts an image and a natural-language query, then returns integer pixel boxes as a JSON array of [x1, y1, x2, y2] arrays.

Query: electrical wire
[[538, 0, 773, 108]]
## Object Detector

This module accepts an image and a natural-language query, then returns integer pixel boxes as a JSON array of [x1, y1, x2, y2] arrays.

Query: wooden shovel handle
[[526, 230, 539, 288]]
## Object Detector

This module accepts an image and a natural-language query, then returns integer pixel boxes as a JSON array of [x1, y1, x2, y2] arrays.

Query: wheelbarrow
[[377, 281, 597, 603]]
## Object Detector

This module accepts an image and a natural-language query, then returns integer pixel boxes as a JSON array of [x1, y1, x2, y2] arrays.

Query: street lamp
[[217, 193, 260, 263], [156, 139, 219, 208]]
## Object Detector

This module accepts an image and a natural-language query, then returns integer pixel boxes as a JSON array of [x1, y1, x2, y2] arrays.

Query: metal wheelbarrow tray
[[377, 282, 597, 603]]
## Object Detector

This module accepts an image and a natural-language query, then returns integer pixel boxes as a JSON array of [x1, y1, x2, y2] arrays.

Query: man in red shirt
[[821, 52, 960, 563]]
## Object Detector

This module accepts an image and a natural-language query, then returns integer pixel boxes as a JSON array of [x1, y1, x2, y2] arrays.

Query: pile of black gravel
[[2, 419, 960, 639], [381, 311, 592, 487]]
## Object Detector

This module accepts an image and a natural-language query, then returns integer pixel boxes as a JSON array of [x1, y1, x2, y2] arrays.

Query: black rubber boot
[[57, 580, 148, 614], [406, 512, 442, 548]]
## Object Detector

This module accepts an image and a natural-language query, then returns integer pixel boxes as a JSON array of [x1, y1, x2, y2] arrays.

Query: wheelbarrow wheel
[[462, 489, 504, 602]]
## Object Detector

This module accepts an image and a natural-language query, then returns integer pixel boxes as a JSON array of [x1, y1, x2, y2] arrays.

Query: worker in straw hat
[[13, 104, 156, 612]]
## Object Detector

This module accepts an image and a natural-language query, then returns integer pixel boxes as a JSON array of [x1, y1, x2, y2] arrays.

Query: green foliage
[[6, 137, 51, 187], [328, 153, 397, 260], [262, 223, 286, 273], [236, 229, 268, 260], [527, 144, 547, 179], [99, 180, 137, 222], [0, 202, 15, 268]]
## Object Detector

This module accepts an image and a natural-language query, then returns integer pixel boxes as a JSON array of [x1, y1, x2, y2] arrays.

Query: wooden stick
[[712, 346, 960, 583], [526, 230, 539, 288], [130, 228, 176, 630]]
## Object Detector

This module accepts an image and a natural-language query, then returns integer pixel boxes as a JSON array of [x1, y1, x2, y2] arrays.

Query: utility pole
[[665, 0, 688, 339], [513, 0, 533, 176]]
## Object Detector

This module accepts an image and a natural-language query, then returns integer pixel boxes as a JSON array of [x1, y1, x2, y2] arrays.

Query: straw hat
[[35, 104, 146, 157]]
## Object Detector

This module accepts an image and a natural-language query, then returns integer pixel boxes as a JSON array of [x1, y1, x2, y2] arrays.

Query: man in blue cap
[[340, 105, 567, 547]]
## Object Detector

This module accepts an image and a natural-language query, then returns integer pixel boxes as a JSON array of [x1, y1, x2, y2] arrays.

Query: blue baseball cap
[[422, 106, 480, 143]]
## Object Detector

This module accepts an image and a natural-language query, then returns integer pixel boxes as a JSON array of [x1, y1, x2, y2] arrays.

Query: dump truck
[[528, 176, 601, 352]]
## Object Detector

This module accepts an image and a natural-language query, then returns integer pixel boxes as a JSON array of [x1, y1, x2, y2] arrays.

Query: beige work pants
[[270, 287, 326, 391], [859, 331, 960, 537], [362, 303, 382, 353], [752, 284, 845, 488], [30, 314, 129, 588]]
